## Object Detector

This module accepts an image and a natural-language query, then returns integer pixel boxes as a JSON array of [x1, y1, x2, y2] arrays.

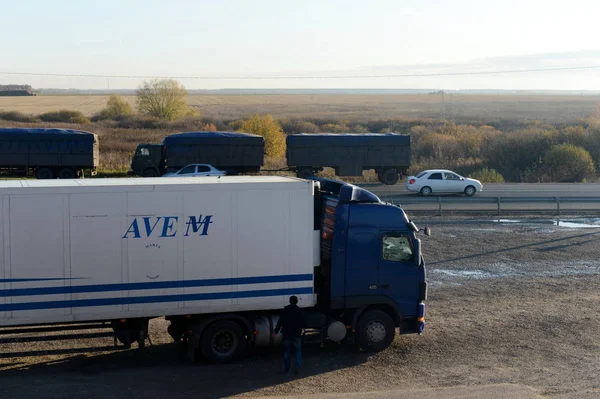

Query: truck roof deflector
[[309, 177, 381, 204]]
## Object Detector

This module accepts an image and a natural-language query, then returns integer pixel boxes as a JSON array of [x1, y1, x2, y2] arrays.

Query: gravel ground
[[1, 217, 600, 399]]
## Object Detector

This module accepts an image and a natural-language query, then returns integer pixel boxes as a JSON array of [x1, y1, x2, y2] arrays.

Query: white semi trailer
[[0, 176, 427, 363]]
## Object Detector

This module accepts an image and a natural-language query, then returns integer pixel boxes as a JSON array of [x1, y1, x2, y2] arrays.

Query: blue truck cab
[[312, 178, 427, 351], [173, 177, 428, 362]]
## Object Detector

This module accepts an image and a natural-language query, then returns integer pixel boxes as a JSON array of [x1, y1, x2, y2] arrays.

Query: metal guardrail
[[389, 196, 600, 215]]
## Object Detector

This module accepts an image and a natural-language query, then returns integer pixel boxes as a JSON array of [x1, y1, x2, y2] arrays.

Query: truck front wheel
[[356, 310, 396, 352], [201, 320, 247, 364], [142, 168, 158, 177]]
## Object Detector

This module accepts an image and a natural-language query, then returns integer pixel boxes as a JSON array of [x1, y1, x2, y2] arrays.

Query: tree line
[[0, 78, 599, 183]]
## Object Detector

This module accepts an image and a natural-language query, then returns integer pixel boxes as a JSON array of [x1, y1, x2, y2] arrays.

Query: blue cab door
[[345, 228, 379, 297], [378, 231, 421, 317]]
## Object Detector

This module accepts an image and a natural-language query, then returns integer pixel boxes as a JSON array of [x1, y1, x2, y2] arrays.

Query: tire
[[380, 169, 399, 185], [201, 321, 247, 364], [225, 168, 238, 176], [296, 167, 313, 179], [420, 186, 432, 196], [57, 168, 76, 179], [356, 310, 396, 352], [35, 168, 54, 180], [142, 168, 158, 177], [464, 185, 476, 197]]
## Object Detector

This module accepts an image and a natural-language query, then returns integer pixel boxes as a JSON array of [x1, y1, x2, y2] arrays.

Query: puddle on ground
[[431, 260, 600, 286], [491, 218, 600, 229]]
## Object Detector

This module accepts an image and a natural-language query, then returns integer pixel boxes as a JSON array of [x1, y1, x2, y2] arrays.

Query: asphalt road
[[358, 183, 600, 214], [363, 183, 600, 199]]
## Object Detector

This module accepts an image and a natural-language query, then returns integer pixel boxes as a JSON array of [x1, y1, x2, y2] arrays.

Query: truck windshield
[[137, 148, 150, 156]]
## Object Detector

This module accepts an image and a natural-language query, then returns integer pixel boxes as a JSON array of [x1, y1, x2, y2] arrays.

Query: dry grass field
[[0, 94, 599, 123]]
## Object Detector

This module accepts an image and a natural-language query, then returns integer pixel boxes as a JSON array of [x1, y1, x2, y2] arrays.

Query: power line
[[0, 65, 598, 80]]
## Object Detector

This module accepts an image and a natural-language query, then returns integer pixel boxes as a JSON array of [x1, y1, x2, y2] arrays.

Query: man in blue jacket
[[273, 295, 307, 374]]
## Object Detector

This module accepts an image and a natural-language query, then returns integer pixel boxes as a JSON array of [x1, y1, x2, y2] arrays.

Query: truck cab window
[[382, 233, 414, 262], [137, 148, 150, 156]]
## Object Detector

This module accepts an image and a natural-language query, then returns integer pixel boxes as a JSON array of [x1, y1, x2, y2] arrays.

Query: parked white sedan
[[405, 169, 482, 196], [162, 164, 226, 177]]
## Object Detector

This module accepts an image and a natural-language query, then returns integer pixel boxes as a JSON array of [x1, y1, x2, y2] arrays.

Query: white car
[[162, 164, 226, 177], [405, 169, 482, 196]]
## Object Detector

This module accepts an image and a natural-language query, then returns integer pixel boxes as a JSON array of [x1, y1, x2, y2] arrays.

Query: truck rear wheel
[[379, 169, 399, 185], [296, 167, 313, 179], [356, 310, 396, 352], [142, 168, 158, 177], [57, 168, 76, 179], [201, 320, 247, 364], [35, 168, 54, 179]]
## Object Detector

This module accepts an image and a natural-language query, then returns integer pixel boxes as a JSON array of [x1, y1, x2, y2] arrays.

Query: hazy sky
[[1, 0, 599, 90]]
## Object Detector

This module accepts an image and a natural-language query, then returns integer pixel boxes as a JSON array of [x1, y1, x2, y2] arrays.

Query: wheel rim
[[38, 170, 51, 179], [212, 330, 237, 356], [465, 187, 475, 196], [59, 170, 74, 179], [422, 187, 431, 196], [365, 320, 387, 344]]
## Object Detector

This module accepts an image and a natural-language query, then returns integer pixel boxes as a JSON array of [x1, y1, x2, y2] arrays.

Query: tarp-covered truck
[[0, 128, 98, 179], [0, 176, 428, 363], [286, 133, 411, 185], [129, 132, 265, 177]]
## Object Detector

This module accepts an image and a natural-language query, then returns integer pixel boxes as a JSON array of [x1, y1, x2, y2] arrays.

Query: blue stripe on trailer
[[0, 287, 314, 312], [0, 274, 313, 297]]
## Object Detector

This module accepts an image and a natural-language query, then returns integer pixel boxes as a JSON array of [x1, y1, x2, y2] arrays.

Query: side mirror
[[413, 238, 421, 266], [423, 227, 431, 236]]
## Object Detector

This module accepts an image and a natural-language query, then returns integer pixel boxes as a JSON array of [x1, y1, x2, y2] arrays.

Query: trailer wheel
[[356, 310, 396, 352], [35, 168, 54, 179], [201, 320, 247, 364], [380, 169, 399, 185], [57, 168, 76, 179], [142, 168, 158, 177], [296, 167, 313, 179]]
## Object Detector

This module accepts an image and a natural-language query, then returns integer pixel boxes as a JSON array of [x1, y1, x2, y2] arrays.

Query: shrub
[[0, 110, 37, 122], [239, 114, 286, 158], [469, 168, 505, 183], [485, 127, 557, 182], [543, 144, 595, 182], [280, 120, 320, 134], [115, 115, 168, 129], [320, 123, 348, 133], [92, 95, 134, 121], [39, 110, 90, 124]]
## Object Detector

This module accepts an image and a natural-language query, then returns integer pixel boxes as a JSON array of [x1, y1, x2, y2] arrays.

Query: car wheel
[[420, 186, 432, 196], [464, 185, 476, 197]]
